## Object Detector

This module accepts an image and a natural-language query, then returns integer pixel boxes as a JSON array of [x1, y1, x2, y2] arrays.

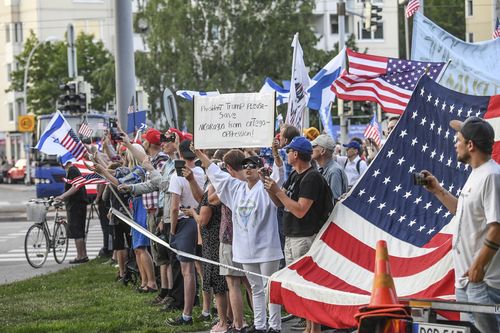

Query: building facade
[[465, 0, 500, 42], [0, 0, 114, 163], [312, 0, 399, 57]]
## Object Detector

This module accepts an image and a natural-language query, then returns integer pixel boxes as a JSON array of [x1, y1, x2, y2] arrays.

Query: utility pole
[[114, 0, 136, 127], [337, 1, 348, 146], [67, 24, 78, 78]]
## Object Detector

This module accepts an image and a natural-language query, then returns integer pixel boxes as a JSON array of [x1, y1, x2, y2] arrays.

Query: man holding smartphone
[[166, 139, 205, 326], [422, 117, 499, 333]]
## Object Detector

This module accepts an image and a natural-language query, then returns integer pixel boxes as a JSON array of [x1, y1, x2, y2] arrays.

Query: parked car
[[6, 159, 26, 184]]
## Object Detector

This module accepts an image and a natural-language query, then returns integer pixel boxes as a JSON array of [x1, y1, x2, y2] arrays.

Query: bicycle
[[24, 197, 69, 268]]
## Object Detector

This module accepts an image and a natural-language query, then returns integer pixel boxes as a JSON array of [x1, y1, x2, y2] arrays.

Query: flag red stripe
[[347, 49, 388, 64], [422, 232, 452, 248], [404, 269, 455, 298], [484, 95, 500, 119], [288, 256, 371, 295], [320, 223, 452, 277], [270, 281, 359, 328]]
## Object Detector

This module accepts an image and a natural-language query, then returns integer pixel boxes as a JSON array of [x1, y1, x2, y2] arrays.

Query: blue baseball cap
[[343, 141, 361, 151], [284, 136, 313, 154]]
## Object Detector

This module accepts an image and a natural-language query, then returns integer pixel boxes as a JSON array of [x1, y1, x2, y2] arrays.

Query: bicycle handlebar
[[28, 196, 64, 209]]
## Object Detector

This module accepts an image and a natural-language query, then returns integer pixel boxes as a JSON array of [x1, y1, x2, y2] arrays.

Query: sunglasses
[[242, 163, 258, 170]]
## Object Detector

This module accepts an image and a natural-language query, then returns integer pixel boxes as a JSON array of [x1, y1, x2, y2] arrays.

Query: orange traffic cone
[[369, 240, 399, 307], [354, 240, 412, 333]]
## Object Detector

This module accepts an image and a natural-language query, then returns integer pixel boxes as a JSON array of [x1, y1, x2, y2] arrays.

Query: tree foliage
[[9, 31, 115, 115], [136, 0, 339, 129]]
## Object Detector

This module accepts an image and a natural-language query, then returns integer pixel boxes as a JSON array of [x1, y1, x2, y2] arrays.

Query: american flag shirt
[[142, 152, 168, 210]]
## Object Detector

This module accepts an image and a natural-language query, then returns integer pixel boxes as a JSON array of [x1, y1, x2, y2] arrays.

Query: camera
[[174, 159, 186, 176], [160, 133, 176, 143], [412, 172, 429, 186], [109, 119, 123, 141]]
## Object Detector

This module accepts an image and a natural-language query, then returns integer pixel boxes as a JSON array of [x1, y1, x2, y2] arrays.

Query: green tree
[[9, 31, 115, 115], [136, 0, 334, 130]]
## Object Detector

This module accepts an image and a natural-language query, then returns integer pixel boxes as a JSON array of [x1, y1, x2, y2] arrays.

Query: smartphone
[[174, 159, 186, 176], [261, 167, 271, 178], [109, 119, 122, 141]]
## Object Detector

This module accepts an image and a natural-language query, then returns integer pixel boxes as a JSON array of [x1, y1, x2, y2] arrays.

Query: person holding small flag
[[56, 159, 89, 264]]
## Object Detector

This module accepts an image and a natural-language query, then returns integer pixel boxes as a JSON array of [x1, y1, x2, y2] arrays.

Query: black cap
[[179, 140, 196, 159], [450, 117, 495, 154], [241, 156, 263, 168]]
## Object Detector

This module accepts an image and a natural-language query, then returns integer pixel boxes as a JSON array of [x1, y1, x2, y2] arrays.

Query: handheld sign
[[193, 92, 275, 149]]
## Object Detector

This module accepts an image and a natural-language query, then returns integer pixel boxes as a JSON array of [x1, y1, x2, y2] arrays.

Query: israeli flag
[[176, 90, 220, 101], [307, 48, 345, 136], [35, 111, 78, 164], [259, 77, 290, 106]]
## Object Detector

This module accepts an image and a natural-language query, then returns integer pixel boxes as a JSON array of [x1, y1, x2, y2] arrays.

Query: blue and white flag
[[307, 48, 345, 136], [412, 12, 500, 95], [286, 33, 310, 130], [127, 95, 146, 134], [176, 90, 220, 101], [35, 111, 87, 162], [260, 78, 289, 106]]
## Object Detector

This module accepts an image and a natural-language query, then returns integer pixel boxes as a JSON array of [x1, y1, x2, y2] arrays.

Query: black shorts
[[111, 222, 131, 250], [155, 222, 173, 266], [67, 204, 87, 239]]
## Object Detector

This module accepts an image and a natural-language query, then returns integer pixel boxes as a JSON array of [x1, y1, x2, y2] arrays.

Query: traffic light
[[363, 1, 383, 31], [56, 78, 91, 113]]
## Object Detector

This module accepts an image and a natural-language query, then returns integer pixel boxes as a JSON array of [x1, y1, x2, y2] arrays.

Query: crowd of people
[[55, 114, 499, 333]]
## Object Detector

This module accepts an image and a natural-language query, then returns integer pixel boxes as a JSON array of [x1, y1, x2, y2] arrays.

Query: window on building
[[17, 100, 24, 116], [5, 24, 10, 43], [357, 21, 384, 40], [14, 22, 23, 43], [467, 0, 473, 16], [8, 103, 14, 122], [7, 64, 12, 82], [330, 14, 350, 34], [468, 32, 474, 42]]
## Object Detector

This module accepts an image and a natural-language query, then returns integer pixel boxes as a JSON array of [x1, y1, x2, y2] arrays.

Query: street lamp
[[23, 36, 59, 185]]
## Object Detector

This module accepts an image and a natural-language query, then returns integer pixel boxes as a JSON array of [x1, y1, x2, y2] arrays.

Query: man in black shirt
[[264, 136, 332, 333], [56, 160, 89, 264]]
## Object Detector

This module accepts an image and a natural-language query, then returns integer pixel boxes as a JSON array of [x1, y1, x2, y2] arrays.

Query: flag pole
[[436, 59, 452, 83], [286, 33, 299, 124], [404, 5, 410, 58]]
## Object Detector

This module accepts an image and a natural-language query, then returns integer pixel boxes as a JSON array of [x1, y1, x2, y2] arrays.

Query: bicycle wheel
[[24, 224, 49, 268], [53, 221, 69, 264]]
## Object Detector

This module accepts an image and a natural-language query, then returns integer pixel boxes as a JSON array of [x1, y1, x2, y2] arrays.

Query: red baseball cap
[[142, 128, 161, 145]]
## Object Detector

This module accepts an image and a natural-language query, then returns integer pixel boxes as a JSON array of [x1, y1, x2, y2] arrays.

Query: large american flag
[[364, 113, 382, 147], [331, 49, 445, 114], [406, 0, 420, 18], [270, 75, 500, 328], [493, 17, 500, 39], [63, 173, 108, 190], [60, 129, 86, 160]]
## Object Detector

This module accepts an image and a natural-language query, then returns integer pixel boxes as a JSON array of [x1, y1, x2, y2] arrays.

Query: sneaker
[[290, 318, 306, 331], [281, 313, 296, 322], [210, 322, 229, 333], [229, 327, 248, 333], [267, 329, 280, 333], [165, 315, 193, 326], [246, 325, 266, 333], [198, 313, 212, 322]]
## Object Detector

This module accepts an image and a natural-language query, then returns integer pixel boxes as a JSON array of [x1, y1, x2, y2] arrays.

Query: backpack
[[344, 158, 362, 175]]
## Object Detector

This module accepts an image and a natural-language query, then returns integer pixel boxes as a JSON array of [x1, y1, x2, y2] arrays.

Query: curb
[[0, 213, 57, 223]]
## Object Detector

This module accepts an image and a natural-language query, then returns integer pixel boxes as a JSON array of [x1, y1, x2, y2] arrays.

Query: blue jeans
[[456, 281, 500, 333]]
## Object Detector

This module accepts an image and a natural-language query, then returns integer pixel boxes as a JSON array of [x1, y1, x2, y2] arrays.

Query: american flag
[[493, 17, 500, 39], [60, 129, 87, 160], [331, 49, 445, 114], [63, 173, 108, 190], [78, 122, 93, 138], [406, 0, 420, 18], [270, 75, 500, 328], [364, 113, 382, 146]]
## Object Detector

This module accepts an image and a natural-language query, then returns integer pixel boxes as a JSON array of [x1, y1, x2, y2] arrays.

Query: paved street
[[0, 183, 104, 284]]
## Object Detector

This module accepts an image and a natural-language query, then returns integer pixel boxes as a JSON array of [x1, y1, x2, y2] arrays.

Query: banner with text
[[193, 92, 275, 149]]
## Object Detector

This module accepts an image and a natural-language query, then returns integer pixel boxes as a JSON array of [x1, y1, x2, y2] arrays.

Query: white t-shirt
[[338, 155, 367, 186], [452, 159, 500, 289], [206, 163, 284, 264], [168, 166, 205, 219]]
